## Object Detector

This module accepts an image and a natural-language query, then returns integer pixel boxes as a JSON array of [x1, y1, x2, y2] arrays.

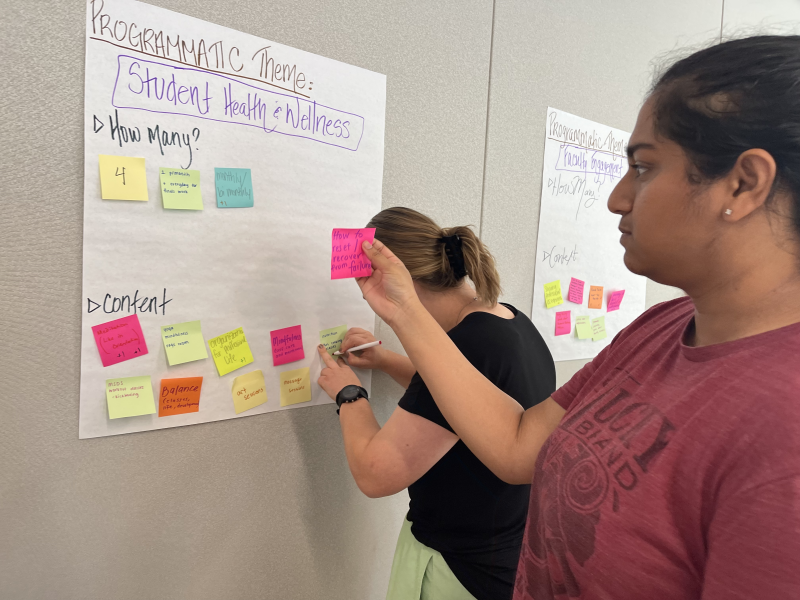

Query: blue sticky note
[[215, 168, 253, 208]]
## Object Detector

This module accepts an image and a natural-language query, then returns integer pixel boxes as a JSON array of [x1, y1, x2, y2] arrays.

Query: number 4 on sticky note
[[99, 155, 149, 201]]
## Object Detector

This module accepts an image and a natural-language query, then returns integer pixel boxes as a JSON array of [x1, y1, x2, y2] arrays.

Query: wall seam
[[478, 0, 496, 237], [720, 0, 725, 41]]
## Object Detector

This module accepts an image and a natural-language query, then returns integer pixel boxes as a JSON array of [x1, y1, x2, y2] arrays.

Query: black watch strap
[[336, 385, 369, 415]]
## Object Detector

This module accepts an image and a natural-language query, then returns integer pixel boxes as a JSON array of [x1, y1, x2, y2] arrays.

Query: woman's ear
[[722, 149, 778, 222]]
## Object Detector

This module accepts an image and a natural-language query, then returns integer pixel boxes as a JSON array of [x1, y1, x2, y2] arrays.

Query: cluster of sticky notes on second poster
[[106, 376, 156, 419], [160, 168, 203, 210], [208, 327, 254, 376], [98, 155, 149, 201], [231, 369, 269, 414], [331, 228, 376, 279], [280, 367, 311, 406]]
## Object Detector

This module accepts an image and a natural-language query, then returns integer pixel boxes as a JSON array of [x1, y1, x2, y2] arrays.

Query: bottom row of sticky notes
[[555, 312, 607, 341]]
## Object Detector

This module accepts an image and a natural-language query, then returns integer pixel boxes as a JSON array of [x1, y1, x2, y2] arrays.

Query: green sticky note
[[161, 320, 209, 366], [575, 316, 592, 339], [215, 168, 253, 208], [208, 327, 254, 376], [159, 168, 203, 210], [591, 316, 607, 342], [544, 280, 564, 308], [106, 376, 156, 419], [320, 325, 347, 356]]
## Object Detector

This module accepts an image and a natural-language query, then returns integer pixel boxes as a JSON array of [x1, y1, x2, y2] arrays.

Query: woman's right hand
[[340, 328, 384, 370], [357, 239, 420, 327]]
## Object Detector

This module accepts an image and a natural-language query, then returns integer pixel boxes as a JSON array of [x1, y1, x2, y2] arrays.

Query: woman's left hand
[[317, 345, 363, 400]]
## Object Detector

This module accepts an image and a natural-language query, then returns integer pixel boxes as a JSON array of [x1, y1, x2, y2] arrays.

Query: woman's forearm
[[338, 399, 385, 497]]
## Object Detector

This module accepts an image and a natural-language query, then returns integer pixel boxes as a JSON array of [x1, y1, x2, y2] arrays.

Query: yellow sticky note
[[575, 316, 592, 339], [280, 367, 311, 406], [160, 168, 203, 210], [161, 320, 209, 366], [231, 370, 268, 414], [320, 325, 347, 356], [591, 316, 607, 342], [99, 155, 148, 201], [208, 327, 254, 376], [544, 280, 564, 308], [105, 376, 156, 419]]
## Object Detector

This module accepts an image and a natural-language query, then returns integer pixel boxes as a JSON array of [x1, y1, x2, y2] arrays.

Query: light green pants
[[386, 519, 478, 600]]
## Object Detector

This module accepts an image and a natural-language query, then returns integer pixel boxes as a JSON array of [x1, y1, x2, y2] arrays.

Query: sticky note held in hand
[[99, 155, 148, 201], [331, 228, 376, 279]]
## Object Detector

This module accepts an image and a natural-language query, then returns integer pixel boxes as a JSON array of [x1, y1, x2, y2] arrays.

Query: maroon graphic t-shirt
[[514, 297, 800, 600]]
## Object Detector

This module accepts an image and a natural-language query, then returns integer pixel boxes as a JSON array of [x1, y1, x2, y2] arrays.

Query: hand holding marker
[[333, 340, 381, 356]]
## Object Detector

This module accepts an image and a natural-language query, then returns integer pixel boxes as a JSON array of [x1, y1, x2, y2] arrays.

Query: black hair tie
[[440, 235, 468, 279]]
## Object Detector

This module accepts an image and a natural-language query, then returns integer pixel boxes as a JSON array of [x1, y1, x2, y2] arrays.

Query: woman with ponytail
[[316, 207, 556, 600]]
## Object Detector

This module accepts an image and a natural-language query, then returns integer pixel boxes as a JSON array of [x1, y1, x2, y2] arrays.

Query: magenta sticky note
[[555, 311, 571, 336], [331, 228, 376, 279], [271, 325, 305, 366], [91, 314, 149, 367], [607, 290, 626, 312], [567, 277, 585, 304]]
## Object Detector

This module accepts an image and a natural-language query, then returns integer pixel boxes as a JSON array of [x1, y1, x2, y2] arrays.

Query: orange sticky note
[[588, 286, 604, 309], [159, 376, 203, 416]]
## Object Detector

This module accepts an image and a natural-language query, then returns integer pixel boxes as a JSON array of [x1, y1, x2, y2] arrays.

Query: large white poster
[[532, 108, 646, 362], [80, 0, 385, 438]]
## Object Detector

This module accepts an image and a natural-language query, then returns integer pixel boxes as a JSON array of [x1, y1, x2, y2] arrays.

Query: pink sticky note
[[271, 325, 305, 366], [91, 314, 149, 367], [607, 290, 626, 312], [567, 278, 585, 304], [331, 228, 376, 279], [555, 311, 571, 336]]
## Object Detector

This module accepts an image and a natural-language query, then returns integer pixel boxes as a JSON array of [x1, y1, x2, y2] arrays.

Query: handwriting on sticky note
[[331, 228, 376, 279], [208, 327, 254, 376], [555, 311, 571, 336], [607, 290, 625, 312], [159, 377, 202, 416], [160, 168, 203, 210], [544, 280, 564, 308], [92, 314, 148, 367], [320, 325, 347, 356], [98, 155, 148, 201], [231, 370, 268, 414], [280, 367, 311, 406], [567, 278, 585, 304], [271, 325, 304, 366], [161, 320, 208, 366], [106, 376, 156, 419], [591, 316, 607, 341], [575, 316, 592, 339], [588, 285, 604, 309], [215, 168, 253, 207]]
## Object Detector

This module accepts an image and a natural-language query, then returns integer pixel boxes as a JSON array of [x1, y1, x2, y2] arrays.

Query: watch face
[[341, 385, 361, 402]]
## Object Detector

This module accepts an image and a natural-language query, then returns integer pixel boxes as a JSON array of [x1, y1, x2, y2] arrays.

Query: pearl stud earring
[[724, 209, 732, 215]]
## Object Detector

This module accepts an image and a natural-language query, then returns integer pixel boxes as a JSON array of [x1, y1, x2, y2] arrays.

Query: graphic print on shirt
[[515, 371, 676, 599]]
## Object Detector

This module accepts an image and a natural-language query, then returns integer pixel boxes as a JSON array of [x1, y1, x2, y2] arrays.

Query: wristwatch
[[336, 385, 369, 414]]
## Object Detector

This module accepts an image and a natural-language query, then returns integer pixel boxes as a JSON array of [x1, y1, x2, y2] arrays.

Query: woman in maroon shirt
[[317, 35, 800, 599]]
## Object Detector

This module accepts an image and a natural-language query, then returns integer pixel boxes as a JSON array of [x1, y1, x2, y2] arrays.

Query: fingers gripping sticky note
[[271, 325, 304, 366], [588, 286, 604, 309], [215, 168, 253, 207], [591, 316, 607, 341], [544, 280, 564, 309], [567, 278, 585, 304], [106, 376, 156, 419], [208, 327, 254, 376], [99, 155, 148, 201], [607, 290, 625, 312], [92, 314, 149, 367], [320, 325, 347, 356], [575, 316, 592, 339], [159, 377, 203, 416], [160, 168, 203, 210], [280, 367, 311, 406], [231, 370, 268, 414], [555, 311, 571, 336], [331, 228, 376, 279], [161, 321, 208, 366]]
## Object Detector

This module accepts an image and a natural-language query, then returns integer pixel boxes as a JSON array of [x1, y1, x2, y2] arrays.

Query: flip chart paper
[[320, 325, 347, 356], [91, 314, 148, 367], [231, 370, 268, 414], [208, 328, 254, 376], [567, 278, 585, 304], [588, 286, 604, 310], [215, 168, 253, 207], [159, 377, 203, 416], [161, 321, 208, 365], [271, 325, 305, 366], [591, 317, 607, 342], [607, 290, 625, 312], [106, 376, 156, 419], [160, 168, 203, 210], [98, 155, 148, 201], [544, 280, 564, 309], [331, 228, 376, 279], [555, 311, 571, 336], [280, 367, 311, 406], [575, 316, 592, 339]]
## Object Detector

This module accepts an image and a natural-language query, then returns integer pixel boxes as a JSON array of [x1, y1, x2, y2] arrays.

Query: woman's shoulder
[[450, 303, 548, 356]]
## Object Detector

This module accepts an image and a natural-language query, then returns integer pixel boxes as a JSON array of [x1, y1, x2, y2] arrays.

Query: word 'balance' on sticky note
[[555, 311, 571, 336], [280, 367, 311, 406], [575, 316, 592, 339], [98, 155, 148, 201], [607, 290, 626, 312], [159, 377, 203, 417], [331, 228, 376, 279], [272, 325, 304, 366], [215, 168, 253, 207], [544, 280, 564, 309], [231, 370, 269, 414], [568, 278, 585, 304], [588, 286, 604, 309], [161, 321, 208, 366], [106, 376, 156, 419], [92, 314, 148, 367], [591, 316, 607, 341], [320, 325, 347, 356], [160, 168, 203, 210], [208, 327, 254, 376]]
